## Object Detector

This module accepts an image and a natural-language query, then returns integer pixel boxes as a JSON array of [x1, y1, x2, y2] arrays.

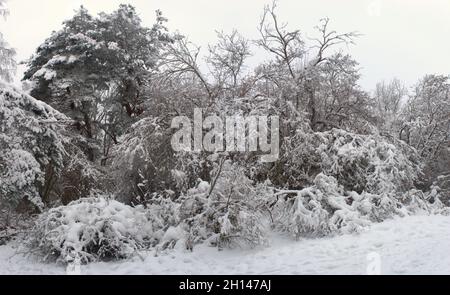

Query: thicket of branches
[[1, 1, 449, 261]]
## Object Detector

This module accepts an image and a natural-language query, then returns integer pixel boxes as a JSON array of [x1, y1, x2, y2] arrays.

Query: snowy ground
[[1, 214, 449, 275]]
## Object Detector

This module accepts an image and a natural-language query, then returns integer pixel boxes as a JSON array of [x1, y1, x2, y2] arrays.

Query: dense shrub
[[165, 160, 271, 250], [434, 174, 450, 206], [271, 173, 443, 239], [111, 117, 179, 204], [265, 129, 442, 238], [27, 197, 153, 263], [267, 128, 421, 194]]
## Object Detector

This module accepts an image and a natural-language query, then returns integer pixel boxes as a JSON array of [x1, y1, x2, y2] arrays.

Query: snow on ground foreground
[[1, 214, 449, 275]]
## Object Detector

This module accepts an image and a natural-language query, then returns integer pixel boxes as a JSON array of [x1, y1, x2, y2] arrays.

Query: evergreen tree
[[24, 5, 172, 161]]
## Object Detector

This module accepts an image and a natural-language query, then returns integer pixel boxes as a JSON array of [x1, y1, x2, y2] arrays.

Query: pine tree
[[23, 5, 172, 162]]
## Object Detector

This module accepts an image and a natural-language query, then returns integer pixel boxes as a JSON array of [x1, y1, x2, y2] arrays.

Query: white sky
[[1, 0, 449, 91]]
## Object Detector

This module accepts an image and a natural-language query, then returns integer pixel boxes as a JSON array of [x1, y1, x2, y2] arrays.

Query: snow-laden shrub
[[111, 116, 179, 204], [171, 160, 270, 250], [272, 174, 371, 238], [144, 191, 182, 248], [28, 197, 153, 263], [53, 137, 113, 206], [270, 128, 421, 195], [263, 128, 446, 239], [432, 174, 450, 206], [271, 172, 444, 239], [0, 83, 66, 210]]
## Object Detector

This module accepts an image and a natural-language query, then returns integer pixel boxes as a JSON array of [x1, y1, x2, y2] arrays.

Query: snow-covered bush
[[111, 116, 179, 204], [172, 160, 270, 250], [112, 115, 219, 204], [433, 174, 450, 206], [0, 83, 65, 210], [272, 174, 371, 238], [52, 136, 113, 206], [271, 172, 443, 239], [266, 129, 444, 238], [144, 191, 181, 248], [0, 207, 34, 245], [270, 128, 421, 195], [28, 196, 153, 263]]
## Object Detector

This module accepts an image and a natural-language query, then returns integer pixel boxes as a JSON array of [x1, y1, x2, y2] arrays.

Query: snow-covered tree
[[398, 74, 450, 194], [314, 53, 375, 133], [161, 35, 215, 104], [161, 29, 251, 106], [255, 3, 364, 132], [373, 78, 408, 136], [24, 5, 172, 162], [206, 30, 251, 99], [111, 116, 178, 204], [177, 160, 271, 249], [400, 74, 449, 159], [0, 83, 66, 211], [0, 0, 16, 82]]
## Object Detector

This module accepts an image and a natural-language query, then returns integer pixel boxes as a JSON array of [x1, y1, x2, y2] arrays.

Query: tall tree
[[373, 78, 407, 136], [0, 0, 16, 82], [314, 53, 374, 132], [207, 30, 251, 99], [24, 5, 172, 162], [256, 2, 361, 131], [400, 74, 450, 159]]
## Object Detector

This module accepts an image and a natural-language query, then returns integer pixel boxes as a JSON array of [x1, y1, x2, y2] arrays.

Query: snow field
[[1, 214, 449, 275]]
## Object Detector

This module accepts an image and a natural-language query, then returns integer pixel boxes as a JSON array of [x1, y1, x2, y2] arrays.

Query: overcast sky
[[1, 0, 449, 91]]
